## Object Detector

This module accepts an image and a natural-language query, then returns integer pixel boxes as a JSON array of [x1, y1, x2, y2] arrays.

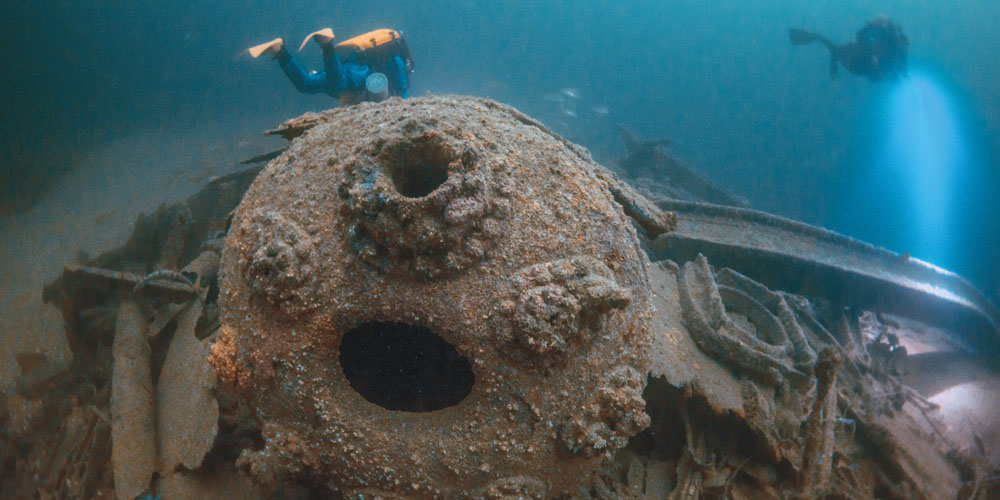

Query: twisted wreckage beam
[[648, 199, 1000, 357]]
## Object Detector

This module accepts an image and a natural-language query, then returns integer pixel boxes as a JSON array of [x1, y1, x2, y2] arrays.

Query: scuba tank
[[336, 29, 414, 77]]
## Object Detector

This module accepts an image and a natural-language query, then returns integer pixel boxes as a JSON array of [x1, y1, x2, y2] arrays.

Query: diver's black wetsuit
[[790, 17, 909, 81]]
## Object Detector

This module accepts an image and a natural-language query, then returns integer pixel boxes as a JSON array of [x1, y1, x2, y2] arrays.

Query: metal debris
[[111, 300, 156, 500], [650, 198, 1000, 357]]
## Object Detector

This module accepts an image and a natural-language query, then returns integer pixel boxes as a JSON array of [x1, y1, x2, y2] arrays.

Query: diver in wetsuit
[[789, 16, 909, 82], [248, 28, 413, 106]]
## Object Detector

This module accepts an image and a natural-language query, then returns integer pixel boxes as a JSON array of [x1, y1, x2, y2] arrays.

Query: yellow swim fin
[[298, 28, 335, 52], [247, 38, 284, 58]]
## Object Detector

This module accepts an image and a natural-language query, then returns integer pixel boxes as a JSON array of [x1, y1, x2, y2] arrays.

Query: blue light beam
[[884, 71, 966, 263]]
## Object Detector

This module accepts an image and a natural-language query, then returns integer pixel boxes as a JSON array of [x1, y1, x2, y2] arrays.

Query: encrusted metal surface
[[649, 199, 1000, 356]]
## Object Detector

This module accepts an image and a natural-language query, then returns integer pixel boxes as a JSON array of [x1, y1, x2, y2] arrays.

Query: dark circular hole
[[338, 321, 474, 412], [383, 140, 451, 198], [392, 159, 448, 198]]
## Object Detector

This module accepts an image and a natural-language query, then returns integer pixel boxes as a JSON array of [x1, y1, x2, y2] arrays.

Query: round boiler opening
[[380, 138, 452, 198], [338, 321, 474, 412]]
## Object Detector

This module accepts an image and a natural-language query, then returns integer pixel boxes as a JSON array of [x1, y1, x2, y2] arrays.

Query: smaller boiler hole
[[339, 321, 474, 412], [382, 140, 451, 198]]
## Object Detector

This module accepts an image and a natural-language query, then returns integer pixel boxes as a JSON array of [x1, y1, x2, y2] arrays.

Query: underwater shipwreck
[[2, 96, 998, 499]]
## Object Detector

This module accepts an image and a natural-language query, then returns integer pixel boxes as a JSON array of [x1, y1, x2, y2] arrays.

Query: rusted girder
[[648, 199, 1000, 357], [52, 265, 198, 304]]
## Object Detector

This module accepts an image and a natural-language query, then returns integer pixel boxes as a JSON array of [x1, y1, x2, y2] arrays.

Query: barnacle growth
[[210, 96, 655, 498]]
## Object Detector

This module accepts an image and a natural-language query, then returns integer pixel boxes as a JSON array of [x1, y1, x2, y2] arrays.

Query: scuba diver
[[248, 28, 414, 106], [789, 16, 909, 81]]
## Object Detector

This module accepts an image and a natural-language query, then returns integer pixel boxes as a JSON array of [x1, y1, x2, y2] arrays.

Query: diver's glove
[[299, 28, 335, 51]]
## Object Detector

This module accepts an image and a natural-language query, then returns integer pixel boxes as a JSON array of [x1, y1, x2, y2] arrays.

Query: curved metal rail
[[648, 199, 1000, 356]]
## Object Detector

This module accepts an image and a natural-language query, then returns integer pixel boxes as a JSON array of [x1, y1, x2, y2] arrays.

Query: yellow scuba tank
[[337, 29, 402, 50], [335, 29, 414, 73]]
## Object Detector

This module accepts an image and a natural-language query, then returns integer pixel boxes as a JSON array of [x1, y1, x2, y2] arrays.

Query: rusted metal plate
[[57, 265, 197, 303], [648, 199, 1000, 356]]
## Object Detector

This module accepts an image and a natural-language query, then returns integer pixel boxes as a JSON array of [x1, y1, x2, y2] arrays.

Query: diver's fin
[[247, 38, 284, 58], [789, 28, 819, 45], [298, 28, 335, 52]]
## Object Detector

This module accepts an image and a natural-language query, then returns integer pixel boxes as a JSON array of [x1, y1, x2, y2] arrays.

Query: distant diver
[[789, 16, 909, 81], [247, 28, 414, 106]]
